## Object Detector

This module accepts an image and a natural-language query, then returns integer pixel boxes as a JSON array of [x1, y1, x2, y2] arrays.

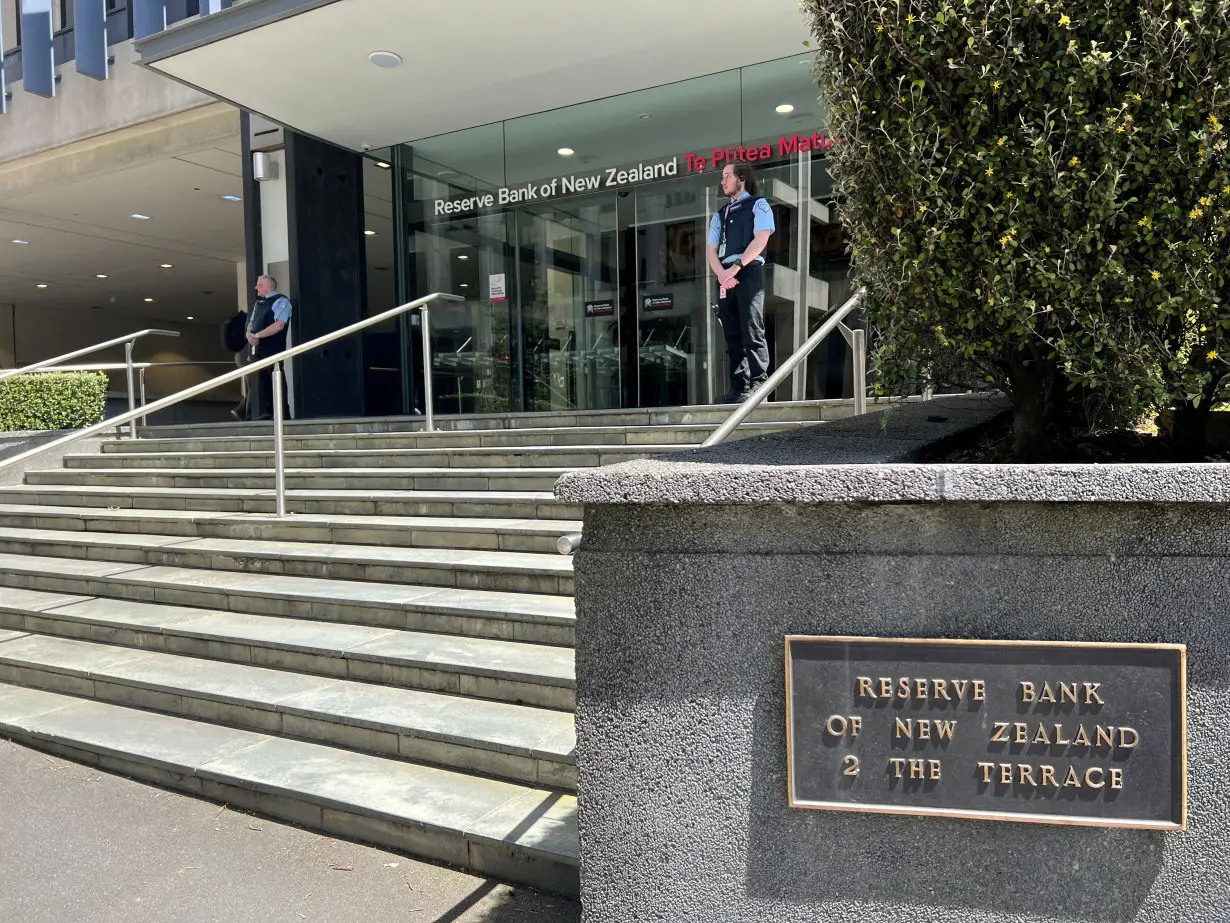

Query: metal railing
[[0, 292, 464, 517], [701, 289, 866, 448], [0, 329, 182, 439]]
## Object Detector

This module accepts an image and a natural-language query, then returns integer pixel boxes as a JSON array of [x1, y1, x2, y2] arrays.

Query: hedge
[[801, 0, 1230, 458], [0, 371, 109, 432]]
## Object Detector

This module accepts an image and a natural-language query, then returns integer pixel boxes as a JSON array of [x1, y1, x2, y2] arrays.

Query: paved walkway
[[0, 739, 580, 923]]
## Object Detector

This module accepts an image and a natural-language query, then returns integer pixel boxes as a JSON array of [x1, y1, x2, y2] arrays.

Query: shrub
[[801, 0, 1230, 458], [0, 371, 109, 432]]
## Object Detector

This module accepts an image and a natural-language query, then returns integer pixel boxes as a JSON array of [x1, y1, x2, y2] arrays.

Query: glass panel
[[633, 173, 715, 407], [516, 193, 622, 412], [361, 153, 399, 416]]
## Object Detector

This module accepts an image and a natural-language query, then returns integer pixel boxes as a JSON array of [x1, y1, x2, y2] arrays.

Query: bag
[[221, 312, 247, 353]]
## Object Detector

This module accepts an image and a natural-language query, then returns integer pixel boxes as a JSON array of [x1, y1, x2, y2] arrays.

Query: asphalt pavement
[[0, 738, 581, 923]]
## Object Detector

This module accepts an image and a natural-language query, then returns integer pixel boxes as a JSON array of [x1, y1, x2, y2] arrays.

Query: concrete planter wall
[[0, 430, 106, 486], [556, 397, 1229, 923]]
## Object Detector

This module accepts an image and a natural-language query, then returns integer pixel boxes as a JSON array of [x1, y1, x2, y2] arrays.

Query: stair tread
[[36, 467, 577, 477], [0, 588, 575, 684], [0, 683, 577, 863], [0, 526, 574, 575], [0, 552, 576, 624], [85, 444, 689, 460], [0, 484, 561, 501], [0, 505, 579, 535], [0, 634, 575, 759]]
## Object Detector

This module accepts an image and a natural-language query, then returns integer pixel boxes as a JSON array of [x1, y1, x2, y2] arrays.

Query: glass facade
[[366, 54, 854, 417]]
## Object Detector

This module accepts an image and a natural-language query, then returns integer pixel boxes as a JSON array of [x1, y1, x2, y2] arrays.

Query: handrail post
[[139, 368, 148, 427], [272, 361, 287, 518], [851, 327, 867, 417], [420, 305, 435, 432], [124, 340, 137, 440]]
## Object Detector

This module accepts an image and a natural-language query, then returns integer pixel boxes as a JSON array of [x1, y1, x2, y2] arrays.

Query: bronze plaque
[[785, 636, 1186, 829]]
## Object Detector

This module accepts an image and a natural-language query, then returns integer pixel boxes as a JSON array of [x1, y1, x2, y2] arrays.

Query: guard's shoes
[[717, 390, 748, 404]]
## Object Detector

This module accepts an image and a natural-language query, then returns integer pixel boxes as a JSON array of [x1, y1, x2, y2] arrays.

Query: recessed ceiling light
[[775, 104, 795, 114], [160, 264, 174, 269], [144, 297, 155, 303], [130, 213, 151, 220], [368, 50, 402, 68], [637, 113, 653, 120], [364, 230, 377, 236], [186, 316, 194, 320], [96, 274, 108, 279], [557, 147, 575, 157], [457, 254, 469, 260], [221, 195, 241, 202], [11, 239, 28, 245], [35, 283, 48, 289], [375, 161, 391, 169], [460, 283, 469, 288]]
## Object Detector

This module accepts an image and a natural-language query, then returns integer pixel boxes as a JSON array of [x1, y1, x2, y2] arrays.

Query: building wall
[[0, 42, 214, 167]]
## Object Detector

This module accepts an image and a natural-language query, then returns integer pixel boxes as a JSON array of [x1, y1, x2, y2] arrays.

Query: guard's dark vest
[[718, 195, 767, 263], [249, 294, 289, 354]]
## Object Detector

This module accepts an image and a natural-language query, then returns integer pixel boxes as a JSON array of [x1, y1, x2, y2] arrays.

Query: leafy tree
[[801, 0, 1230, 458]]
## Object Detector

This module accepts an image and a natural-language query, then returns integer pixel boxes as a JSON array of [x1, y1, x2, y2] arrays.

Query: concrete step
[[27, 467, 573, 493], [0, 553, 576, 645], [0, 505, 578, 554], [0, 527, 574, 596], [102, 420, 818, 455], [0, 633, 576, 790], [135, 400, 857, 440], [0, 485, 580, 520], [0, 683, 578, 895], [0, 588, 574, 710], [72, 443, 689, 470]]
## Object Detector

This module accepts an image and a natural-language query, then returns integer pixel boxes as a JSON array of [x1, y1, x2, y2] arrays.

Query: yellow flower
[[1000, 235, 1012, 247], [907, 13, 916, 23], [1069, 156, 1079, 166], [1044, 246, 1051, 254], [1116, 124, 1127, 133], [986, 167, 994, 176], [1151, 270, 1161, 280], [876, 24, 884, 32], [1200, 195, 1214, 207], [1138, 217, 1150, 227], [1209, 114, 1223, 134], [1005, 191, 1014, 199], [1208, 350, 1220, 360], [1133, 93, 1143, 102], [918, 203, 928, 213], [992, 80, 1002, 90], [1222, 185, 1230, 196], [1058, 13, 1071, 26], [997, 137, 1007, 147], [1191, 207, 1205, 219]]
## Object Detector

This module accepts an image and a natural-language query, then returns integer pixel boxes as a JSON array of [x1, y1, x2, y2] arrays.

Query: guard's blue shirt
[[707, 191, 775, 264], [248, 293, 293, 330]]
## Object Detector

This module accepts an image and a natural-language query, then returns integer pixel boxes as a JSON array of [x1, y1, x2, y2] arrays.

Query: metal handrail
[[0, 292, 464, 517], [0, 329, 180, 384], [0, 328, 182, 439], [701, 289, 866, 448]]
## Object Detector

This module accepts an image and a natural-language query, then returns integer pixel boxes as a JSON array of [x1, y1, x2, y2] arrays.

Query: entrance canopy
[[135, 0, 813, 151]]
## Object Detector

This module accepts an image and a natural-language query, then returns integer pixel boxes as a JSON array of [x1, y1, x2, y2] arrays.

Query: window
[[57, 0, 74, 33]]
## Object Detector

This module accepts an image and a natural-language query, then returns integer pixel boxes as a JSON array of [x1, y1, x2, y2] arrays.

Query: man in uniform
[[246, 274, 293, 421], [706, 162, 775, 403]]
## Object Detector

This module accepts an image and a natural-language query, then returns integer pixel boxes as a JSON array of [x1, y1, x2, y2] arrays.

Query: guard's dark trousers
[[250, 348, 290, 421], [717, 262, 770, 394]]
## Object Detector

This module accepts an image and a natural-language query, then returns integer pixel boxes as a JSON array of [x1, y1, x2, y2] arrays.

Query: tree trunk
[[1007, 355, 1058, 461]]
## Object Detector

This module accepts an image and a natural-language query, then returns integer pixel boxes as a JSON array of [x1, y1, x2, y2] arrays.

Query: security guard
[[707, 163, 775, 403], [246, 274, 293, 421]]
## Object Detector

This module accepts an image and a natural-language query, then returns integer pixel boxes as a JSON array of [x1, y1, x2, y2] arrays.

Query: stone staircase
[[0, 400, 857, 897]]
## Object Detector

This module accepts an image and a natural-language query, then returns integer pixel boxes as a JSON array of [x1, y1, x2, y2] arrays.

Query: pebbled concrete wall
[[559, 397, 1230, 923]]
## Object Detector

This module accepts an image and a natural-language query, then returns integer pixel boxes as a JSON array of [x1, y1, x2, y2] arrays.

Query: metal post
[[272, 362, 287, 518], [419, 306, 435, 432], [124, 340, 137, 439], [793, 151, 812, 402], [139, 367, 148, 427], [851, 328, 867, 417]]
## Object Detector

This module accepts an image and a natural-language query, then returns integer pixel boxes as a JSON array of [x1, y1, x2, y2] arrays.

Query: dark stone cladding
[[565, 394, 1230, 923]]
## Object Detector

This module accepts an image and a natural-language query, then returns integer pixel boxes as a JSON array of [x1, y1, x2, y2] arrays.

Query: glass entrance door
[[515, 193, 623, 413]]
